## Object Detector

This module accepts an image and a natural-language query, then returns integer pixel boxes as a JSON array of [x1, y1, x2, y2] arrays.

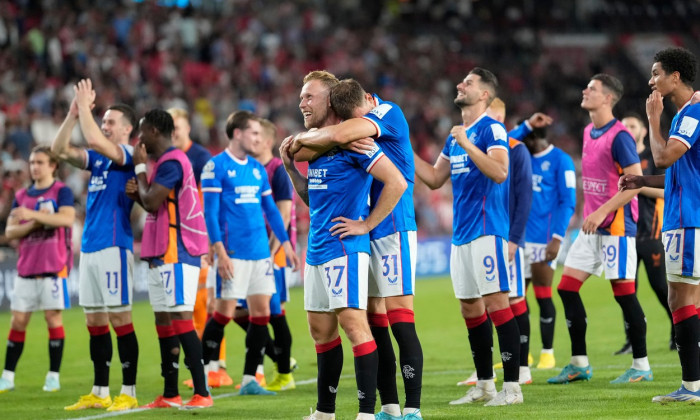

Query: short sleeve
[[57, 186, 74, 207], [120, 144, 134, 168], [362, 101, 401, 139], [440, 135, 453, 161], [200, 159, 221, 192], [486, 123, 509, 152], [670, 104, 700, 149], [611, 131, 640, 169], [351, 143, 385, 173], [271, 165, 293, 201], [153, 160, 183, 190]]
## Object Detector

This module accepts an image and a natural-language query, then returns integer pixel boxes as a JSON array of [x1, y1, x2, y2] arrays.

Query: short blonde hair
[[303, 70, 340, 90], [259, 118, 277, 139], [167, 108, 189, 121], [489, 97, 505, 116]]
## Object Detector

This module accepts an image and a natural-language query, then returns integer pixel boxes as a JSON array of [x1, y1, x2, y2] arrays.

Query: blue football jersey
[[526, 145, 577, 244], [306, 144, 385, 265], [440, 113, 509, 245], [362, 95, 417, 239], [663, 101, 700, 231], [82, 145, 135, 252], [201, 149, 273, 260]]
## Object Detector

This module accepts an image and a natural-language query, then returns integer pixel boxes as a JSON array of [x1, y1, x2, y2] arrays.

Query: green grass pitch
[[0, 269, 696, 419]]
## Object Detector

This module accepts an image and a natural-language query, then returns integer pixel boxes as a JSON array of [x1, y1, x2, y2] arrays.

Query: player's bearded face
[[300, 81, 330, 129]]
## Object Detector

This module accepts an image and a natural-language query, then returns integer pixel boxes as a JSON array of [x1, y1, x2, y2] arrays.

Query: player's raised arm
[[51, 97, 87, 168], [75, 79, 128, 165], [646, 90, 689, 169]]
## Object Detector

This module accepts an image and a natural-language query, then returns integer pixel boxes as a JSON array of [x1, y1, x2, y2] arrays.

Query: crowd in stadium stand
[[1, 0, 699, 254]]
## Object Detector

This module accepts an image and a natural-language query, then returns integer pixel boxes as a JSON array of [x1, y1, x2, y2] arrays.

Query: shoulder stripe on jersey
[[366, 153, 385, 173], [361, 116, 381, 138], [439, 152, 450, 161], [487, 145, 508, 152], [202, 187, 222, 193], [669, 136, 691, 150], [262, 189, 272, 196]]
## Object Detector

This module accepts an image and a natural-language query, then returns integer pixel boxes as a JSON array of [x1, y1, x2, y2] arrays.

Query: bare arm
[[51, 99, 87, 168], [451, 126, 509, 183], [280, 136, 310, 205], [414, 151, 451, 189], [290, 118, 378, 153], [639, 186, 664, 199], [18, 206, 75, 228], [292, 145, 324, 163], [647, 90, 688, 169], [330, 155, 407, 238], [75, 79, 126, 165], [5, 210, 41, 240], [582, 163, 642, 234]]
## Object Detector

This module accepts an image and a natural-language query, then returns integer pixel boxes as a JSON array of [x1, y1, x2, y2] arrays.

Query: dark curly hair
[[143, 109, 174, 137], [654, 47, 697, 86]]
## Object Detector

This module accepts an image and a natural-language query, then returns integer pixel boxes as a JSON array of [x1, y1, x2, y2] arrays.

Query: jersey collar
[[464, 112, 488, 131], [533, 144, 554, 158], [225, 148, 248, 165]]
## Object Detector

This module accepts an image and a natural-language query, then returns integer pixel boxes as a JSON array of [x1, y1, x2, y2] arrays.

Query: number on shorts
[[160, 271, 172, 289], [664, 232, 682, 254], [106, 271, 119, 292], [51, 278, 59, 294], [266, 260, 273, 276], [604, 245, 617, 264], [381, 254, 398, 277], [483, 256, 495, 275], [324, 266, 345, 288]]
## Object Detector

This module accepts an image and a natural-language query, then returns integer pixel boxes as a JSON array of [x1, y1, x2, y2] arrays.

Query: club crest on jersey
[[541, 161, 551, 171], [253, 168, 262, 180]]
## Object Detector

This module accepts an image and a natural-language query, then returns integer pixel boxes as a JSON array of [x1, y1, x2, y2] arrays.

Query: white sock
[[570, 355, 589, 367], [219, 359, 227, 369], [256, 364, 264, 375], [241, 374, 256, 387], [91, 385, 109, 398], [683, 380, 700, 392], [355, 414, 374, 420], [541, 348, 554, 354], [46, 371, 59, 380], [631, 357, 650, 371], [2, 369, 15, 383], [209, 360, 220, 371], [519, 366, 531, 378], [381, 404, 401, 416], [120, 385, 136, 398], [403, 407, 421, 417], [476, 379, 496, 391]]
